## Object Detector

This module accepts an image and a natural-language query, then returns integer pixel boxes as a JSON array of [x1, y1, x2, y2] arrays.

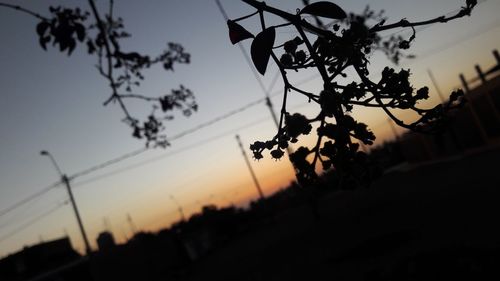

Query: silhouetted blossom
[[228, 0, 474, 186], [2, 1, 196, 147]]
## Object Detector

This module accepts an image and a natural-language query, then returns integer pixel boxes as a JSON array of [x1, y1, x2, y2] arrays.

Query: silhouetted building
[[89, 230, 190, 281], [96, 231, 116, 251], [0, 237, 82, 281]]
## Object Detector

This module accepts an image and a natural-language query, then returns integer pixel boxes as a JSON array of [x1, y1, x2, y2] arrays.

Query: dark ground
[[181, 145, 500, 281]]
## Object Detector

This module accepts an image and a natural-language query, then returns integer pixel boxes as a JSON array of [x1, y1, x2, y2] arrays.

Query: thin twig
[[371, 7, 473, 32], [0, 3, 49, 21]]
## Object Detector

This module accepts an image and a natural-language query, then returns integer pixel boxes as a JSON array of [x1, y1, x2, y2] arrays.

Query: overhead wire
[[0, 79, 300, 224], [65, 100, 273, 187], [167, 97, 266, 141], [71, 116, 275, 188], [69, 147, 149, 180], [0, 200, 68, 243], [0, 193, 47, 230], [71, 96, 319, 190], [66, 73, 322, 186], [0, 181, 60, 218], [215, 0, 271, 98], [401, 19, 500, 67]]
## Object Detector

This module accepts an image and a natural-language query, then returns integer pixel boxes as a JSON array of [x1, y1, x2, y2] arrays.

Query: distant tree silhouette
[[0, 1, 197, 147], [226, 0, 476, 186]]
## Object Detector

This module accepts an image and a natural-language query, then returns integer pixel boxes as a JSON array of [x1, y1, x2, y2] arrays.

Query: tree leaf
[[300, 1, 347, 19], [39, 36, 50, 50], [36, 21, 49, 37], [250, 27, 275, 75], [67, 39, 76, 55], [227, 20, 254, 44], [75, 23, 86, 42]]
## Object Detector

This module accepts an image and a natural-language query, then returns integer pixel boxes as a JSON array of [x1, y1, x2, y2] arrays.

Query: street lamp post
[[40, 150, 92, 255]]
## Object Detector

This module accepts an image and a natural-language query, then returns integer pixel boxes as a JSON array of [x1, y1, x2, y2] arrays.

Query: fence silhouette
[[398, 49, 500, 163]]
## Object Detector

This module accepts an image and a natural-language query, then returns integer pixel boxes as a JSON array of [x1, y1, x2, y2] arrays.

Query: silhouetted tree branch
[[0, 0, 196, 147], [227, 0, 476, 186], [0, 3, 48, 20]]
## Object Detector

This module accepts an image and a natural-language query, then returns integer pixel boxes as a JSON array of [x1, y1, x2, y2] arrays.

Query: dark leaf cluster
[[228, 0, 474, 187], [11, 1, 196, 147], [129, 85, 197, 147], [36, 6, 89, 55]]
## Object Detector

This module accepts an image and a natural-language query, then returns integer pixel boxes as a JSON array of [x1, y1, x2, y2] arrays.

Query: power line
[[167, 97, 266, 141], [0, 200, 68, 243], [66, 74, 321, 186], [67, 98, 270, 184], [0, 192, 68, 232], [267, 70, 282, 94], [68, 103, 272, 187], [69, 147, 149, 180], [401, 19, 500, 66], [165, 72, 319, 145], [0, 193, 49, 230], [72, 110, 310, 198], [0, 181, 60, 218], [215, 0, 270, 97], [71, 116, 274, 188], [70, 81, 323, 189]]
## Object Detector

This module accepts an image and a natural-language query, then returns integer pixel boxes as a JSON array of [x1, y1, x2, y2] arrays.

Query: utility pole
[[427, 69, 463, 151], [126, 213, 137, 235], [235, 135, 265, 200], [216, 0, 297, 173], [459, 73, 470, 93], [169, 194, 186, 221], [121, 228, 129, 243], [265, 96, 297, 162], [40, 150, 92, 255], [103, 217, 112, 232], [458, 74, 489, 144], [387, 118, 400, 141], [63, 175, 92, 254], [427, 69, 445, 103]]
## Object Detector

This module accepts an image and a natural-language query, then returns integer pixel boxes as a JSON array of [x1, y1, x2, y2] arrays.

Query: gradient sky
[[1, 0, 499, 256]]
